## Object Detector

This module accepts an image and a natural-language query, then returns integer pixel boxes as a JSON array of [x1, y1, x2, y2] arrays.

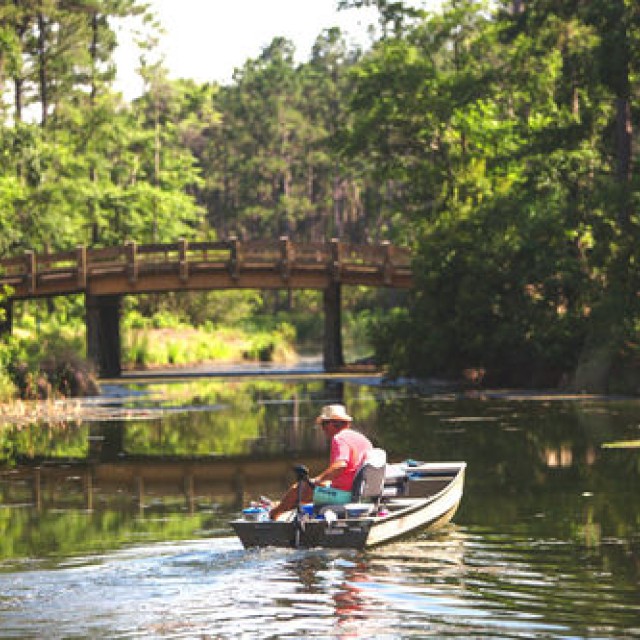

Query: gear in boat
[[231, 449, 467, 549]]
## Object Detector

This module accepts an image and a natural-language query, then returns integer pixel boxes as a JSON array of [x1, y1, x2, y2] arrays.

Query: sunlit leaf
[[601, 440, 640, 449]]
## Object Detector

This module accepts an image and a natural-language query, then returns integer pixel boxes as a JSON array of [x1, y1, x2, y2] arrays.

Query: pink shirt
[[329, 428, 373, 491]]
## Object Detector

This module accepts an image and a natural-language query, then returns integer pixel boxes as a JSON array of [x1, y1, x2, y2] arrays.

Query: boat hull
[[231, 462, 466, 550]]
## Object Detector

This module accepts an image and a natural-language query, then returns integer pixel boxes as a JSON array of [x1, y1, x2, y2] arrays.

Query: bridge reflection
[[3, 452, 328, 514], [0, 416, 330, 513]]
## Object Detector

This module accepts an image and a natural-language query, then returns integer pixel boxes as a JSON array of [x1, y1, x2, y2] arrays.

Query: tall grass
[[121, 321, 297, 369]]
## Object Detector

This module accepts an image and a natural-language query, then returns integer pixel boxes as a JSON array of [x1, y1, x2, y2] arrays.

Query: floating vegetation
[[601, 440, 640, 449]]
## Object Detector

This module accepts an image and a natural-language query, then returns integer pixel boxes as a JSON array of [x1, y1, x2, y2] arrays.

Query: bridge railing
[[0, 238, 413, 297]]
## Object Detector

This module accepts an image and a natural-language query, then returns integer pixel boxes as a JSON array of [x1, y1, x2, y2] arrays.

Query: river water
[[0, 371, 638, 638]]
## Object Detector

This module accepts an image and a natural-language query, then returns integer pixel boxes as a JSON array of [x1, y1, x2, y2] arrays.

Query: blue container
[[243, 507, 268, 521]]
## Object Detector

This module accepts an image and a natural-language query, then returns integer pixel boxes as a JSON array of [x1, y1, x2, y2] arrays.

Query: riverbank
[[0, 397, 88, 426]]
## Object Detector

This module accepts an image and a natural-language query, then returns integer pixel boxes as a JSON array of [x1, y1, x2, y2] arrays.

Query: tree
[[346, 0, 640, 389], [0, 1, 203, 252], [338, 0, 425, 38], [501, 0, 640, 391], [197, 33, 370, 241]]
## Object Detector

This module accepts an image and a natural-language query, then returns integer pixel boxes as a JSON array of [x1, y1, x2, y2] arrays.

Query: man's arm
[[312, 460, 347, 486]]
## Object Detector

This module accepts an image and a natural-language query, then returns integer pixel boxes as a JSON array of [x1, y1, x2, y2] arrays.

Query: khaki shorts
[[312, 485, 352, 506]]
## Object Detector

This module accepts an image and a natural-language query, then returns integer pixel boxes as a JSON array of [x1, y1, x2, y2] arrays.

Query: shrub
[[0, 368, 17, 402], [1, 337, 98, 399]]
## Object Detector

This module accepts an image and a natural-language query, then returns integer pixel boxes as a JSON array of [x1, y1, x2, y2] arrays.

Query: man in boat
[[269, 403, 373, 521]]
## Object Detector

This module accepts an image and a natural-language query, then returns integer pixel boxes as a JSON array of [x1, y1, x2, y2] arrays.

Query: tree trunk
[[37, 11, 49, 126], [90, 11, 99, 105], [615, 95, 632, 192], [14, 78, 23, 122]]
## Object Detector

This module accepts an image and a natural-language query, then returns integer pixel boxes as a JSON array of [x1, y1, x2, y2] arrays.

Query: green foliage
[[0, 302, 97, 399], [0, 333, 19, 401], [0, 368, 17, 403], [239, 323, 297, 363], [125, 290, 264, 329], [0, 2, 203, 253]]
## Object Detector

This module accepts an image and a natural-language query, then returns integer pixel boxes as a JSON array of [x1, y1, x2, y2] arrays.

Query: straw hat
[[316, 404, 353, 424]]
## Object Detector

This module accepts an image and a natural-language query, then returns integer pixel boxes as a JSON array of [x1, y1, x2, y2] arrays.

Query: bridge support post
[[86, 294, 122, 377], [323, 282, 344, 371], [0, 301, 12, 337], [89, 422, 126, 461]]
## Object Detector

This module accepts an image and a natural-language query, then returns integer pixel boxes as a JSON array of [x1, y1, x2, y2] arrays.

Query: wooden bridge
[[0, 238, 414, 376]]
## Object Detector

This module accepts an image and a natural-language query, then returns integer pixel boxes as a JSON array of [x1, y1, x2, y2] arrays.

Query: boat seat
[[317, 448, 387, 519], [351, 447, 387, 502]]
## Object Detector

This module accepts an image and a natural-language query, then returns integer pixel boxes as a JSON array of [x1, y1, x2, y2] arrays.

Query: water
[[0, 373, 639, 638]]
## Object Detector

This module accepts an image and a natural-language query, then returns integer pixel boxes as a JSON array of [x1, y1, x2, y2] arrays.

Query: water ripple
[[0, 527, 638, 638]]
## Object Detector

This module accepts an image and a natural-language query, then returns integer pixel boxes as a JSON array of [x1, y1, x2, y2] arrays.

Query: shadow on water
[[0, 372, 639, 637]]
